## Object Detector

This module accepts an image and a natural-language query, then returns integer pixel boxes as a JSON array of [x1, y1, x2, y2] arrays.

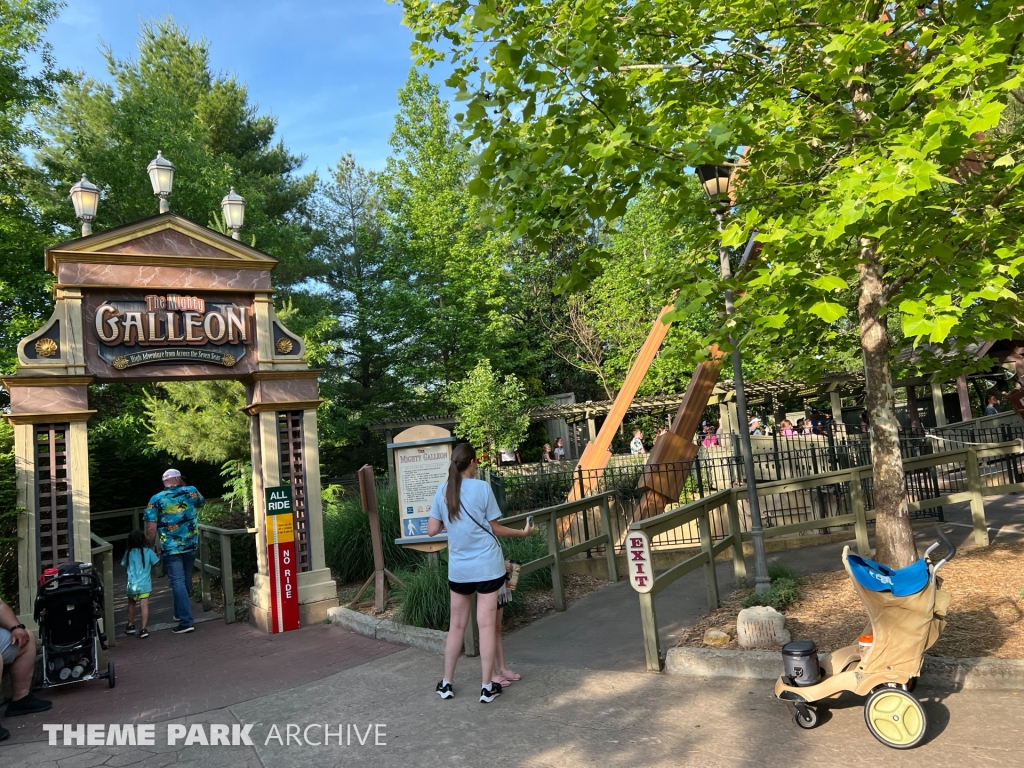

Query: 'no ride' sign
[[265, 485, 300, 633]]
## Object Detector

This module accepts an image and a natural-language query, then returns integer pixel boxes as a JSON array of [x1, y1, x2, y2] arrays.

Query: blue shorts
[[0, 627, 18, 666]]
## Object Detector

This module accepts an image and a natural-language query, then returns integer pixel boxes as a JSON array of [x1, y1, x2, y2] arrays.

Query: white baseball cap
[[162, 468, 182, 481]]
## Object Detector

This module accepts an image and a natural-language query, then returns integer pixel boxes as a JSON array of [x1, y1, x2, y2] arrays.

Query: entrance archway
[[3, 212, 338, 631]]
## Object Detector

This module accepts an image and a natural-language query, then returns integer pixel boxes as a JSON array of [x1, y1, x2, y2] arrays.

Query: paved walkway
[[3, 494, 1023, 765], [2, 646, 1020, 767]]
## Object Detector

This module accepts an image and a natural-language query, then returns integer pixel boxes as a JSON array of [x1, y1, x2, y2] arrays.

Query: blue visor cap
[[847, 554, 929, 597]]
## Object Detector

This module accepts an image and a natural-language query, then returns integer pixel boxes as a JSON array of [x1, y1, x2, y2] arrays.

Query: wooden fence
[[627, 440, 1024, 671]]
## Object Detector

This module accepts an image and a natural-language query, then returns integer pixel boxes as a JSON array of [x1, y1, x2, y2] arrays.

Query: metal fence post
[[849, 469, 871, 556], [638, 592, 662, 672], [965, 448, 990, 547], [101, 550, 115, 648], [771, 429, 782, 480], [726, 491, 747, 586], [697, 508, 720, 610], [220, 533, 234, 625], [547, 512, 566, 611], [694, 456, 705, 498], [599, 496, 619, 582]]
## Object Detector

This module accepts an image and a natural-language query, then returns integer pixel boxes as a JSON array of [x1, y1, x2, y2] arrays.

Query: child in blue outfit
[[121, 530, 159, 638]]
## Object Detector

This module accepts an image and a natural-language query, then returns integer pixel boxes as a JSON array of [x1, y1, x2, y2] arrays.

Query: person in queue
[[0, 597, 52, 742], [145, 468, 204, 634], [428, 444, 534, 703]]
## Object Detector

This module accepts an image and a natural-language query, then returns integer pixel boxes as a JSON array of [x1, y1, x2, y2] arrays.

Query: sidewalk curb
[[327, 606, 447, 654], [665, 647, 1024, 690]]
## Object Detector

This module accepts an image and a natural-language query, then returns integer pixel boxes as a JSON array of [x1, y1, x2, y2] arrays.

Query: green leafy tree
[[35, 17, 318, 287], [449, 359, 530, 465], [144, 381, 251, 511], [381, 70, 513, 399], [0, 0, 67, 376], [304, 154, 408, 474], [404, 0, 1024, 568]]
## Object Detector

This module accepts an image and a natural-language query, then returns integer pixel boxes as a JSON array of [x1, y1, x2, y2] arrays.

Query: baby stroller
[[33, 562, 115, 689], [775, 530, 954, 749]]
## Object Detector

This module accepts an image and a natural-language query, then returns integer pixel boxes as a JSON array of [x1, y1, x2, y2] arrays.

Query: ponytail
[[445, 443, 477, 521]]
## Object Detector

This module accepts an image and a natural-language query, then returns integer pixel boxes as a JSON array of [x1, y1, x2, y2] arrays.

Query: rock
[[703, 629, 731, 647], [736, 606, 791, 649]]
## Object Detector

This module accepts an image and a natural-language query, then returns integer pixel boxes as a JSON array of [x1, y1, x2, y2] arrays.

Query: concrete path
[[2, 646, 1020, 767], [507, 492, 1024, 673]]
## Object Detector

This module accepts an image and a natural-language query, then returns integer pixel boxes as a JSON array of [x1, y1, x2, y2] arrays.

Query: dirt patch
[[677, 539, 1024, 659], [338, 573, 611, 631]]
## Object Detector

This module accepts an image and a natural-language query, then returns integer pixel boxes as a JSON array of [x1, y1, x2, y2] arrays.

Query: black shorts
[[449, 576, 506, 595]]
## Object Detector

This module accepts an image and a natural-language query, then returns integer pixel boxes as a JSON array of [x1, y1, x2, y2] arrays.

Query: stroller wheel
[[864, 688, 927, 749], [794, 705, 818, 729], [107, 660, 116, 689]]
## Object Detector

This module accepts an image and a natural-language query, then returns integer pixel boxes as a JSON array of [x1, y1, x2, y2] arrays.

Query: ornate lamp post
[[147, 151, 175, 213], [695, 162, 771, 594], [69, 174, 100, 237], [221, 187, 246, 240]]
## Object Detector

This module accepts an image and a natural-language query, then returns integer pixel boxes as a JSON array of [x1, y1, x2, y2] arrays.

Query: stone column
[[4, 379, 95, 627], [245, 373, 337, 632], [296, 407, 336, 623]]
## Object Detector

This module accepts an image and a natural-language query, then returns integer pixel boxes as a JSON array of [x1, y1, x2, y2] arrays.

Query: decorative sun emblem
[[112, 356, 128, 370], [221, 354, 236, 367], [34, 338, 58, 358], [275, 337, 294, 354]]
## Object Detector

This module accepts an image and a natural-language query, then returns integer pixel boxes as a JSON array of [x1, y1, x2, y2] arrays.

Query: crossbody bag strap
[[461, 502, 500, 544]]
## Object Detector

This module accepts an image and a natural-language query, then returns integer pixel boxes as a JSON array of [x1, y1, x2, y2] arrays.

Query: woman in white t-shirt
[[428, 443, 535, 703]]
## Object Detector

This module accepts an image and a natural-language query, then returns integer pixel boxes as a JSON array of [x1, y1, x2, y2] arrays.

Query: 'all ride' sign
[[265, 485, 300, 633]]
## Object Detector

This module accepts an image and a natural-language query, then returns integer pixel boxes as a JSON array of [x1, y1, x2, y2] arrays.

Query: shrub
[[322, 483, 424, 583], [743, 577, 800, 610], [0, 421, 20, 610], [766, 560, 797, 582], [501, 531, 551, 591], [395, 562, 451, 630]]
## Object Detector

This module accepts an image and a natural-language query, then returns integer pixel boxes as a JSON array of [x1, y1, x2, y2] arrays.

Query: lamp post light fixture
[[146, 151, 175, 213], [695, 161, 772, 594], [220, 187, 246, 240], [69, 174, 100, 237], [695, 164, 734, 208]]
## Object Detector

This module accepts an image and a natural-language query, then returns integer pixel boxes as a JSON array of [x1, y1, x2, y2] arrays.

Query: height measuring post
[[264, 485, 300, 633]]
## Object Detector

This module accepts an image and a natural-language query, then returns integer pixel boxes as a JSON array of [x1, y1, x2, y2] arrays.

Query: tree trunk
[[857, 240, 917, 568]]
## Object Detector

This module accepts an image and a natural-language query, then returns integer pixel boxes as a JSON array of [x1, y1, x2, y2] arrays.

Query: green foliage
[[743, 578, 800, 611], [0, 0, 66, 376], [500, 531, 551, 592], [0, 420, 21, 608], [35, 17, 317, 288], [743, 562, 800, 610], [766, 561, 797, 583], [380, 70, 516, 396], [403, 0, 1024, 567], [395, 562, 451, 631], [321, 483, 425, 584], [449, 359, 531, 465], [144, 381, 249, 464]]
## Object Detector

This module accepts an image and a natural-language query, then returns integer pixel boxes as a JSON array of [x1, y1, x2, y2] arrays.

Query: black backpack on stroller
[[33, 562, 115, 689]]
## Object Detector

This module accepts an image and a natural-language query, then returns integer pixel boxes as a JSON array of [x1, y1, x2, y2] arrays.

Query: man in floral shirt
[[145, 469, 204, 634]]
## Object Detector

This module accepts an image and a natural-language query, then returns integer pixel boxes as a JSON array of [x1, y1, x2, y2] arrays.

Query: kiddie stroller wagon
[[775, 530, 954, 749], [34, 562, 115, 689]]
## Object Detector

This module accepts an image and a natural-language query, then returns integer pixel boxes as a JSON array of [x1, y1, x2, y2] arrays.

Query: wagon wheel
[[863, 688, 927, 749]]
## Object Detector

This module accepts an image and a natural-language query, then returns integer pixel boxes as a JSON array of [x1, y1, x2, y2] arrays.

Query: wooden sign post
[[350, 465, 404, 614]]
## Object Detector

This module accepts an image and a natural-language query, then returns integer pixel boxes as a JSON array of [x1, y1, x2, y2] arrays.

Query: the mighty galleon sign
[[92, 292, 250, 370]]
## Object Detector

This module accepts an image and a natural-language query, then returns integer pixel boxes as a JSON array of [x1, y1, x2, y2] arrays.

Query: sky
[[43, 0, 434, 175]]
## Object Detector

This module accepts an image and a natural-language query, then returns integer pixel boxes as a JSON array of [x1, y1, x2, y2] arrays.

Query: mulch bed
[[677, 538, 1024, 659], [339, 573, 610, 632]]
